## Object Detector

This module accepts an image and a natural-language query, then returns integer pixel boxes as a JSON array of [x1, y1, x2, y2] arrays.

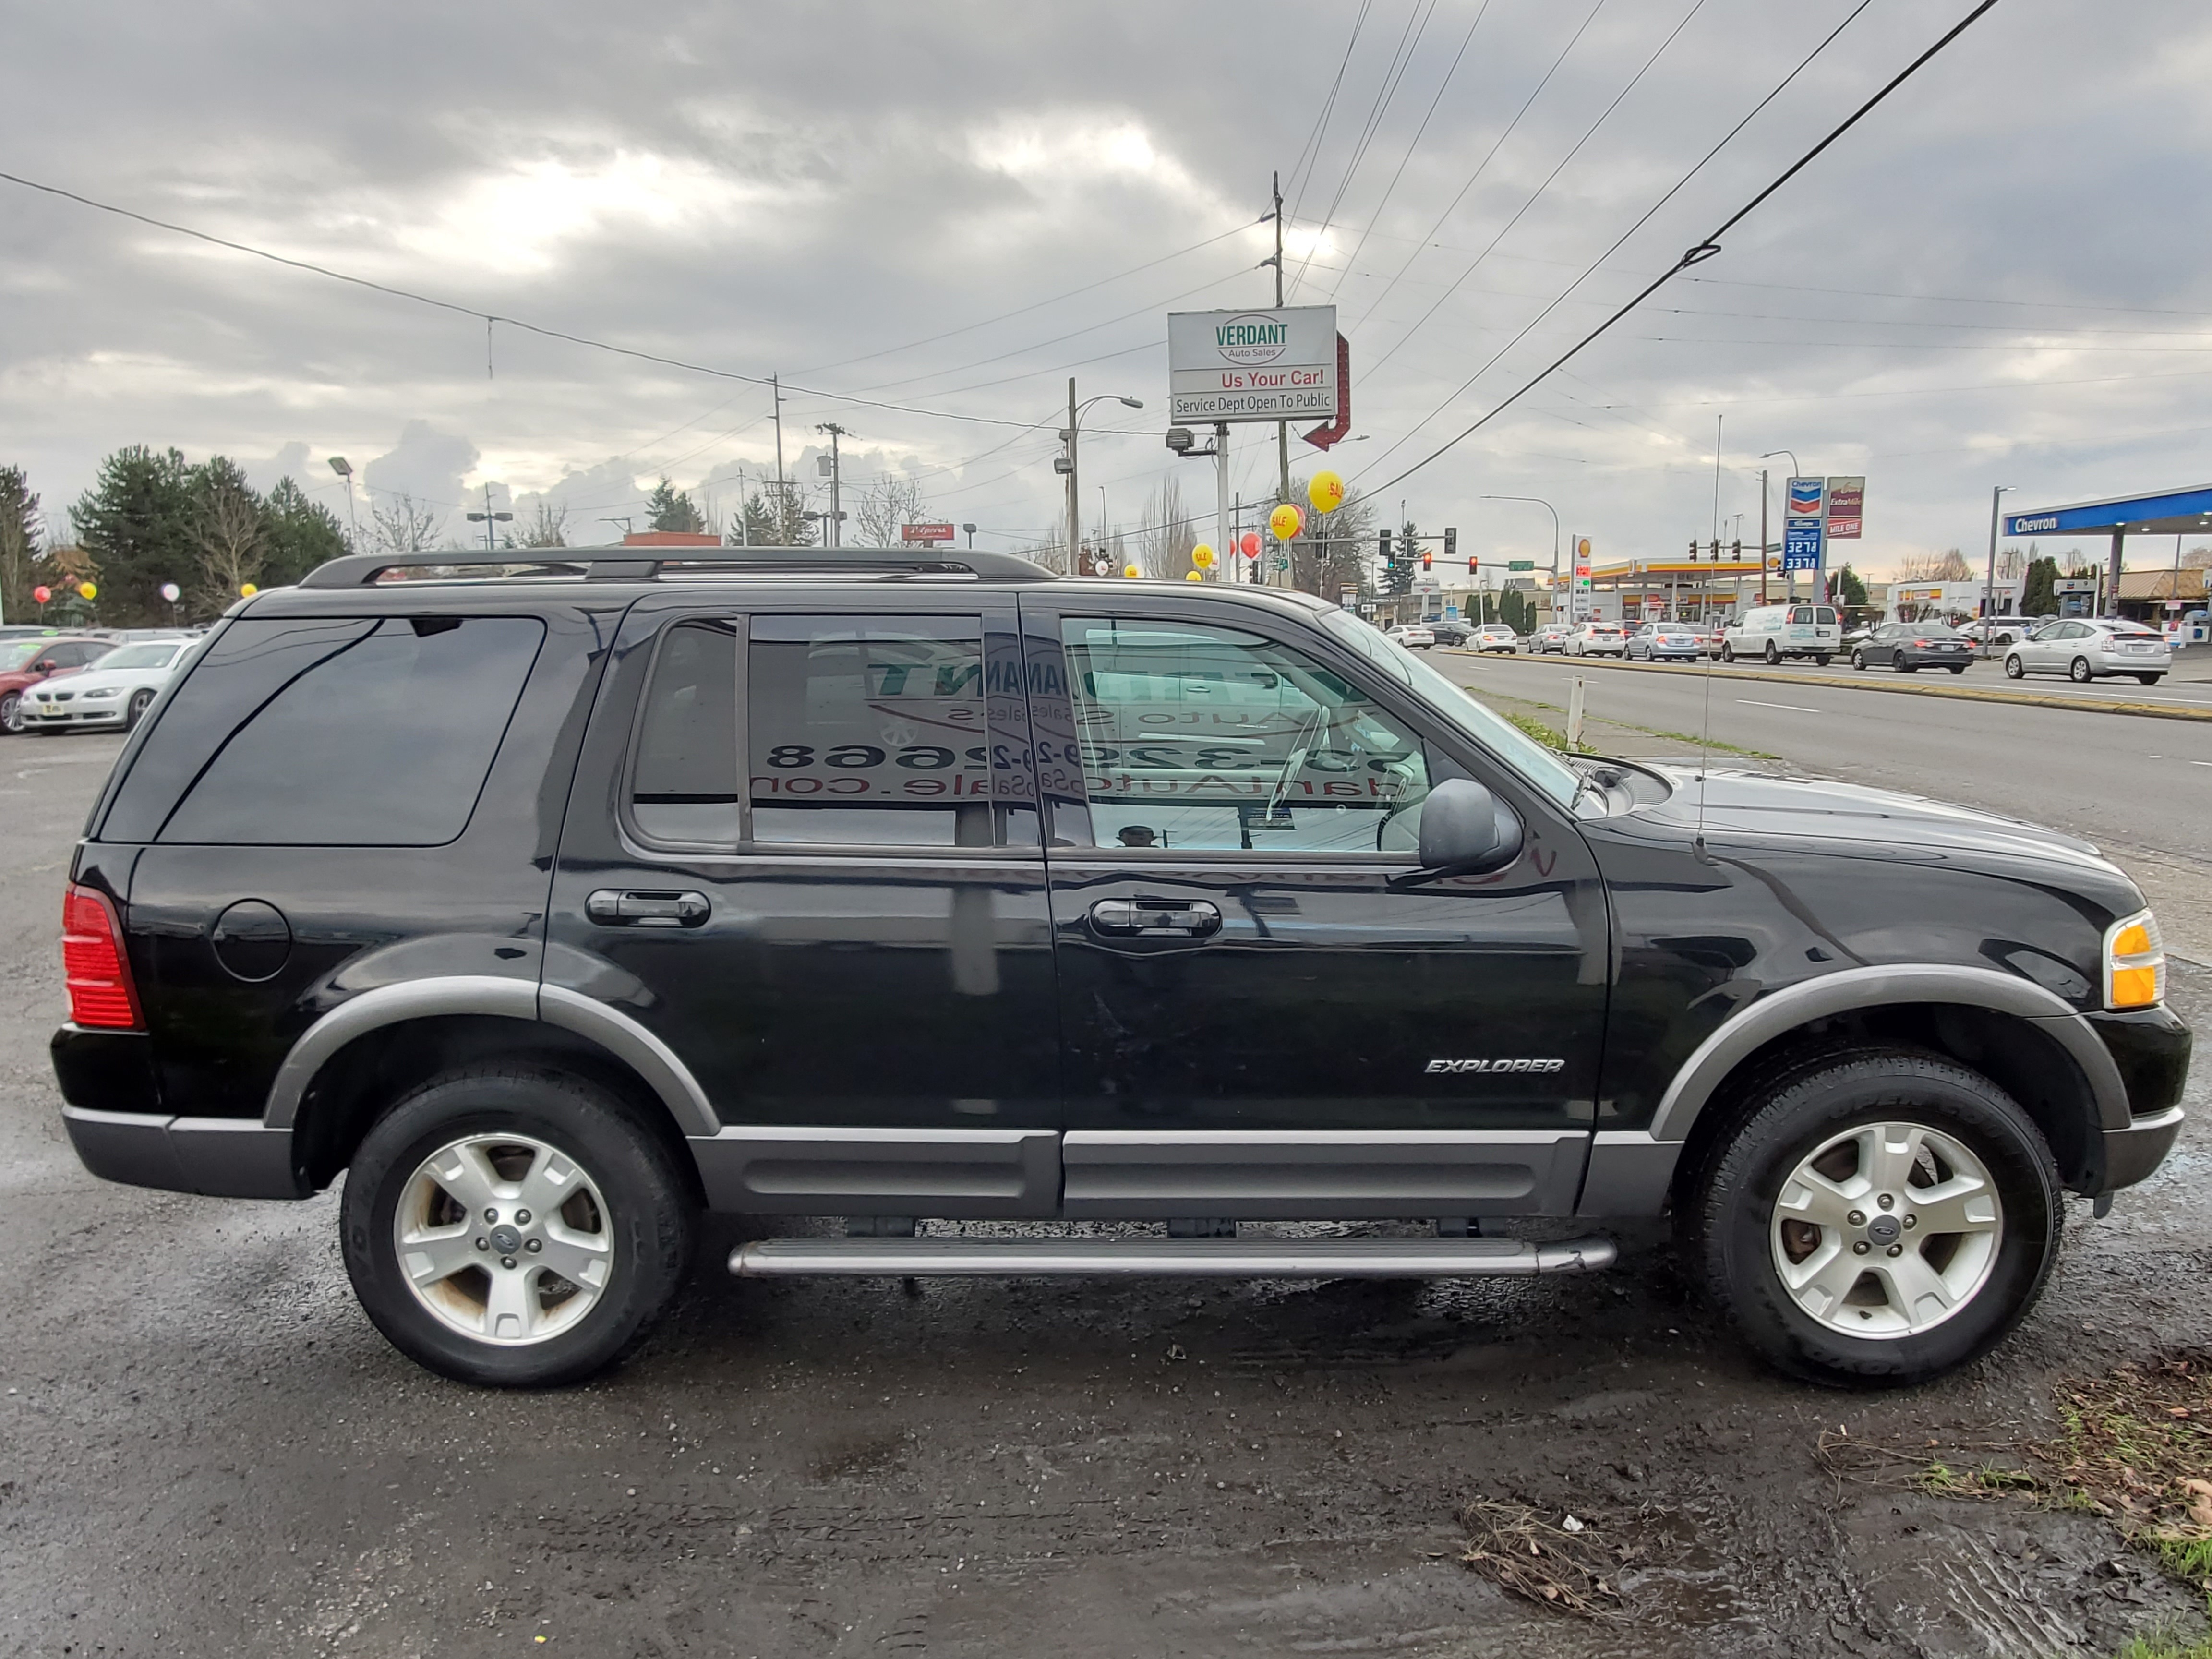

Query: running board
[[729, 1235, 1616, 1279]]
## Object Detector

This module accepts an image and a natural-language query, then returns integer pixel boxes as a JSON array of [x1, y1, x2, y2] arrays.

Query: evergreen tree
[[741, 481, 816, 546], [1836, 565, 1869, 608], [2021, 555, 2059, 615], [260, 477, 348, 587], [0, 465, 41, 625], [72, 445, 198, 625], [645, 476, 706, 533]]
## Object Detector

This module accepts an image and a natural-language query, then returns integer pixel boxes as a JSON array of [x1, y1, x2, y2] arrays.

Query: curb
[[1445, 649, 2212, 724]]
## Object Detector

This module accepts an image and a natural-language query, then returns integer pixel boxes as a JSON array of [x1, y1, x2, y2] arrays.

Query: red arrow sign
[[1303, 333, 1352, 450]]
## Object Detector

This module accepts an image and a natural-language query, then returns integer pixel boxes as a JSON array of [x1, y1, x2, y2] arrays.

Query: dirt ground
[[2, 735, 2207, 1658]]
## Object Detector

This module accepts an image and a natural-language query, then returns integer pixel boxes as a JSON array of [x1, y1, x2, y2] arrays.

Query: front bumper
[[24, 703, 125, 727], [2088, 1003, 2193, 1194]]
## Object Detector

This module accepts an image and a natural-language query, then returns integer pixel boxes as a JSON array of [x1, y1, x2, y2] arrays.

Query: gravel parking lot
[[3, 733, 2207, 1658]]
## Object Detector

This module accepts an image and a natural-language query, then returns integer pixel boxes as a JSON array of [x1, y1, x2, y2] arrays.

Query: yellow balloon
[[240, 583, 259, 597], [1269, 503, 1303, 541], [1185, 570, 1204, 582], [76, 581, 96, 601], [1307, 470, 1346, 514], [1122, 564, 1142, 579], [1191, 543, 1215, 569]]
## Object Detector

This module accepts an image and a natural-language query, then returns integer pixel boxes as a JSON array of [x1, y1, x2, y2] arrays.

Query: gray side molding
[[1646, 964, 2130, 1142], [263, 975, 720, 1137]]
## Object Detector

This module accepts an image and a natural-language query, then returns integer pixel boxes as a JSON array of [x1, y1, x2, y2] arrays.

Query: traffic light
[[1421, 551, 1432, 572], [1443, 527, 1458, 563], [1688, 541, 1698, 562], [1379, 529, 1393, 563], [1730, 538, 1743, 562], [1467, 555, 1479, 576]]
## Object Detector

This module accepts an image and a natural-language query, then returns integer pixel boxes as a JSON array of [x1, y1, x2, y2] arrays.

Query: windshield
[[1319, 610, 1580, 809], [0, 640, 49, 671], [96, 643, 181, 671]]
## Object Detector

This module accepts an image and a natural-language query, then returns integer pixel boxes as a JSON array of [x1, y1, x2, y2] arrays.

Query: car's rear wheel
[[341, 1066, 696, 1387], [1814, 654, 1831, 667], [124, 688, 155, 730], [1894, 656, 1914, 673], [1687, 1049, 2060, 1387], [2069, 656, 2093, 683], [2138, 673, 2164, 686], [2004, 653, 2025, 679]]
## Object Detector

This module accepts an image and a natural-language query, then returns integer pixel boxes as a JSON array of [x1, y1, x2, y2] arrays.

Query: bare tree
[[1280, 479, 1377, 598], [1136, 478, 1198, 579], [517, 500, 569, 549], [1895, 547, 1975, 583], [372, 493, 443, 558], [192, 464, 266, 613], [853, 475, 928, 548]]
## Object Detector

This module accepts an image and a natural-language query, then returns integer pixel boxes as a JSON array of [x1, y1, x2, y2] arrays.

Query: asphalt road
[[3, 731, 2209, 1659], [1445, 650, 2212, 964]]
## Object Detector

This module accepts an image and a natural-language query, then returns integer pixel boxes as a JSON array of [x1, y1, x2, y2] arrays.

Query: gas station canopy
[[2004, 484, 2212, 540]]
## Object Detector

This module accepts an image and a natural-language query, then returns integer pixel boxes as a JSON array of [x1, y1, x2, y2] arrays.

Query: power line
[[1359, 0, 1709, 379], [1284, 3, 1374, 221], [0, 167, 1124, 434], [1357, 0, 1892, 489]]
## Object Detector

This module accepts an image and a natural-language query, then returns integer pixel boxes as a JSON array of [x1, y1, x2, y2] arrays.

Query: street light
[[1759, 452, 1803, 600], [1481, 495, 1560, 619], [327, 456, 358, 549], [1982, 485, 2015, 657], [1063, 383, 1142, 575]]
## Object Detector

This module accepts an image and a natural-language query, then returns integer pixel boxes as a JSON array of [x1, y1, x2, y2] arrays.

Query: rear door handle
[[1087, 898, 1222, 938], [586, 889, 710, 928]]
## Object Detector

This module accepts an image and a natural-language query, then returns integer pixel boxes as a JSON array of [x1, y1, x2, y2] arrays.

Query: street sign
[[1825, 476, 1864, 540], [901, 522, 956, 544], [1168, 306, 1339, 425], [1508, 560, 1535, 572]]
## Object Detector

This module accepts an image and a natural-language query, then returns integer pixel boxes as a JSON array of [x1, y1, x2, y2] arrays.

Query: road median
[[1453, 650, 2212, 723]]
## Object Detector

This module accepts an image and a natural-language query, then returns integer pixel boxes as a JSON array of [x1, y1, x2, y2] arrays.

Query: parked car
[[55, 544, 2189, 1392], [1472, 623, 1518, 654], [1426, 620, 1473, 647], [1625, 622, 1705, 662], [1386, 623, 1436, 649], [2005, 618, 2170, 685], [0, 636, 113, 733], [1567, 621, 1626, 657], [1851, 622, 1973, 675], [21, 638, 193, 733], [1960, 616, 2046, 650], [1721, 604, 1840, 665], [1699, 619, 1730, 659], [1529, 622, 1574, 654]]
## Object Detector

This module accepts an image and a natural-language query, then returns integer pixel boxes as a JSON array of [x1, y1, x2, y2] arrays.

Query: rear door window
[[105, 616, 543, 846]]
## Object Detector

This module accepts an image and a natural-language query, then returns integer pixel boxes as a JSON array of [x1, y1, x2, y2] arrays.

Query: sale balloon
[[1307, 470, 1346, 514], [31, 586, 48, 605], [1185, 570, 1203, 582], [76, 582, 96, 601], [1240, 531, 1261, 558], [1123, 564, 1142, 579], [240, 583, 258, 597], [1191, 543, 1215, 569], [1269, 503, 1303, 541]]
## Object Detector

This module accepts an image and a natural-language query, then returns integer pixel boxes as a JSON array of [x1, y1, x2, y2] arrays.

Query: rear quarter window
[[101, 615, 544, 846]]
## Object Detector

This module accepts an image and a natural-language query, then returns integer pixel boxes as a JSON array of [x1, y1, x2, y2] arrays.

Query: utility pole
[[1982, 484, 2013, 657], [1216, 424, 1230, 586], [771, 376, 787, 543], [1066, 378, 1080, 575], [465, 482, 512, 551], [1758, 468, 1769, 605], [816, 422, 847, 547], [1272, 171, 1290, 586]]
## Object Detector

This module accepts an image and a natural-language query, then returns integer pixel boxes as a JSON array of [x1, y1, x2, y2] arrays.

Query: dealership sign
[[1168, 305, 1338, 425], [1783, 477, 1825, 570], [900, 523, 956, 544]]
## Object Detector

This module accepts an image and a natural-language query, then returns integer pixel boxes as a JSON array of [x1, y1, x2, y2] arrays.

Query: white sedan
[[22, 638, 192, 733], [1386, 624, 1437, 649], [2004, 618, 2170, 686]]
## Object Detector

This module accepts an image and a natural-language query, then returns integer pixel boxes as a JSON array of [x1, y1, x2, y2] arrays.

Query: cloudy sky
[[4, 0, 2209, 579]]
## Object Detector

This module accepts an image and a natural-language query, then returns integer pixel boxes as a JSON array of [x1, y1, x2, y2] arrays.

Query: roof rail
[[297, 544, 1058, 589]]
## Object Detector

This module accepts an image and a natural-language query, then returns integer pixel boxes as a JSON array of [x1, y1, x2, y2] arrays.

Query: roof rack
[[298, 544, 1058, 589]]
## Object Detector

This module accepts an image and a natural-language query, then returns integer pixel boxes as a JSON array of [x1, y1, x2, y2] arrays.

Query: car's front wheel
[[341, 1066, 696, 1387], [1719, 643, 1734, 663], [1687, 1049, 2060, 1387], [0, 691, 21, 734], [124, 688, 156, 730], [1763, 641, 1780, 664], [1851, 650, 1867, 671]]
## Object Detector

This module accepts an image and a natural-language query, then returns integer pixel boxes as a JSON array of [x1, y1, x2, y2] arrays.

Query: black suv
[[54, 548, 2189, 1388]]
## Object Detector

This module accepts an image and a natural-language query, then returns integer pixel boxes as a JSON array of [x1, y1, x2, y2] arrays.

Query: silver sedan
[[2004, 618, 2170, 685]]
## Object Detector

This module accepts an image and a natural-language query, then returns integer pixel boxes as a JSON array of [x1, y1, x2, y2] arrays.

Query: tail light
[[62, 883, 142, 1029]]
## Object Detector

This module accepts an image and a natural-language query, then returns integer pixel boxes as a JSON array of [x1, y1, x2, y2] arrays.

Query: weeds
[[1459, 1498, 1639, 1621]]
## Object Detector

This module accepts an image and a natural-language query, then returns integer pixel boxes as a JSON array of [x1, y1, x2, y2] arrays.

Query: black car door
[[545, 589, 1063, 1218], [1023, 591, 1610, 1221]]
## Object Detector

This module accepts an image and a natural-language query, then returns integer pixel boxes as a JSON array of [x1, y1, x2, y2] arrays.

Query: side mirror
[[31, 660, 55, 675], [1416, 778, 1524, 876]]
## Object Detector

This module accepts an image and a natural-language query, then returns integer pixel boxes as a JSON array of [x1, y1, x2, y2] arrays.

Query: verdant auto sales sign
[[1168, 305, 1338, 424]]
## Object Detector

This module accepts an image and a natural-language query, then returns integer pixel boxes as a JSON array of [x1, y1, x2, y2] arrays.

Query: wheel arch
[[267, 977, 718, 1192], [1653, 967, 2125, 1201]]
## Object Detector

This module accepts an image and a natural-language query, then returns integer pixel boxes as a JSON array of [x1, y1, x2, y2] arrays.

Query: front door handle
[[586, 889, 710, 928], [1088, 898, 1222, 938]]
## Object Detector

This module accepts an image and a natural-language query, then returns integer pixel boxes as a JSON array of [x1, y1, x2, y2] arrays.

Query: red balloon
[[1240, 531, 1261, 558], [32, 586, 49, 604]]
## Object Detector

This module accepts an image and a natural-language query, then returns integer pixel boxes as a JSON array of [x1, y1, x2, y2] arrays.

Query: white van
[[1722, 603, 1840, 665]]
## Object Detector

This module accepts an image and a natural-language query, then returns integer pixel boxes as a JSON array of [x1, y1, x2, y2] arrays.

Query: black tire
[[1851, 650, 1866, 671], [2138, 673, 2164, 686], [341, 1066, 696, 1387], [2004, 654, 2025, 680], [1813, 654, 1831, 667], [1686, 1049, 2061, 1388], [1949, 665, 1967, 675], [124, 688, 155, 730], [2068, 656, 2092, 683], [0, 691, 20, 734], [1763, 641, 1779, 665], [1895, 658, 1916, 673], [1720, 643, 1735, 663]]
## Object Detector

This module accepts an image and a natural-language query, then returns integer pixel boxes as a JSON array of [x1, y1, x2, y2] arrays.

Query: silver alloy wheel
[[1769, 1120, 2003, 1337], [393, 1132, 615, 1345], [0, 692, 19, 733]]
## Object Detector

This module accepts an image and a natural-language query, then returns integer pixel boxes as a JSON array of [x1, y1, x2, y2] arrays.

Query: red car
[[0, 637, 114, 733]]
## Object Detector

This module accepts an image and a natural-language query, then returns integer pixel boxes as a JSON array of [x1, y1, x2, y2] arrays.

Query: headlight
[[82, 688, 119, 699], [2105, 909, 2166, 1010]]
